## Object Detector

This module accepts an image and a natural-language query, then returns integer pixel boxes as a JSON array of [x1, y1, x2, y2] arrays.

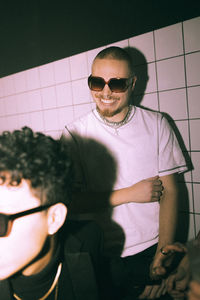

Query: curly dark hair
[[0, 127, 73, 206]]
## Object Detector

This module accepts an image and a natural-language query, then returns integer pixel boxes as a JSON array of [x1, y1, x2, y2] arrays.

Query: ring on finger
[[160, 246, 168, 255]]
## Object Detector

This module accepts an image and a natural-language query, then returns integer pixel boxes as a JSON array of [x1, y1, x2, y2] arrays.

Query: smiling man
[[0, 127, 103, 300], [64, 46, 188, 299], [88, 57, 136, 121]]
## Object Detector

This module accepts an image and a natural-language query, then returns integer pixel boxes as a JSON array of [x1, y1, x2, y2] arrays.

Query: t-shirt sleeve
[[63, 118, 86, 138], [61, 121, 87, 192], [158, 115, 188, 176], [62, 123, 76, 138]]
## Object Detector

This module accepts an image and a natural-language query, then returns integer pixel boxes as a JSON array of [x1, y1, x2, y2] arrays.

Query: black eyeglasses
[[88, 75, 133, 93], [0, 204, 52, 237]]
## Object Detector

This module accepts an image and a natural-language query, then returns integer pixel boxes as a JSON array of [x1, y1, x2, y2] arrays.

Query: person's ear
[[131, 76, 137, 90], [47, 203, 67, 235]]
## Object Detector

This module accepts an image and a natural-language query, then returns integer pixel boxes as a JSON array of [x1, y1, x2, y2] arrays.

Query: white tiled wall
[[0, 16, 200, 240]]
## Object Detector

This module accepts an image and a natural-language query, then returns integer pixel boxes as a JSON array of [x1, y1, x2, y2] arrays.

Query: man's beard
[[96, 105, 123, 118], [95, 93, 123, 118]]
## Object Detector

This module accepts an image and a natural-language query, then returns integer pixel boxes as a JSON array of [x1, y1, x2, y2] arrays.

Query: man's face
[[91, 58, 136, 122], [0, 179, 50, 280]]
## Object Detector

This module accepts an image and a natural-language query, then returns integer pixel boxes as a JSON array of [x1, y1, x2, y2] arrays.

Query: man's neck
[[22, 237, 56, 276], [96, 105, 133, 129], [105, 106, 130, 123]]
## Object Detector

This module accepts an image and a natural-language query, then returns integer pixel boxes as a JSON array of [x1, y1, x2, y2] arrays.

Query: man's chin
[[96, 106, 120, 118]]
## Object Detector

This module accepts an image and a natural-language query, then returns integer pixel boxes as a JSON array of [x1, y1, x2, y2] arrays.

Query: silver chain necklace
[[96, 105, 133, 129]]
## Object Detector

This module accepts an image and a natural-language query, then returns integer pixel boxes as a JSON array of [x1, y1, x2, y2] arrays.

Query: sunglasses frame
[[88, 75, 133, 93], [0, 204, 52, 237]]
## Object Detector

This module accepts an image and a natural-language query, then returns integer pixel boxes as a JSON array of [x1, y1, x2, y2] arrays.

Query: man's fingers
[[139, 285, 153, 299], [139, 284, 167, 299], [154, 179, 162, 186], [151, 190, 163, 201], [153, 191, 163, 197], [143, 176, 164, 202], [166, 274, 176, 292], [152, 177, 164, 195], [153, 183, 163, 191], [148, 176, 162, 185], [160, 243, 187, 255]]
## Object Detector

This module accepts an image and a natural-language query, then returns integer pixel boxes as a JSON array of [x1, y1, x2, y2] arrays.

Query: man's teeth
[[101, 99, 115, 104]]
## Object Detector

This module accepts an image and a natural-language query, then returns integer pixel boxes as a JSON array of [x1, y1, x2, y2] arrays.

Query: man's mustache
[[95, 93, 120, 101]]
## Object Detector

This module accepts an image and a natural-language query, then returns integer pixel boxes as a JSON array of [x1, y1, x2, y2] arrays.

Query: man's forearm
[[110, 176, 163, 206], [156, 173, 179, 253], [69, 176, 163, 214]]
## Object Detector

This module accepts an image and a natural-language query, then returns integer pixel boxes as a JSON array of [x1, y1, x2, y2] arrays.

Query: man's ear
[[131, 76, 137, 90], [47, 203, 67, 235]]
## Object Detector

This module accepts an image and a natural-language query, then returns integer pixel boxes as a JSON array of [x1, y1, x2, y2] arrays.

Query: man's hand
[[109, 176, 164, 206], [130, 176, 164, 203], [139, 244, 187, 299], [150, 243, 187, 280], [139, 281, 167, 299], [166, 254, 190, 300]]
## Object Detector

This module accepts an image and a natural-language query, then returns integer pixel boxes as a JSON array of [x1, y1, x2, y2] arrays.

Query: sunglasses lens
[[88, 76, 132, 93], [109, 78, 128, 92], [0, 214, 7, 237], [88, 76, 105, 91]]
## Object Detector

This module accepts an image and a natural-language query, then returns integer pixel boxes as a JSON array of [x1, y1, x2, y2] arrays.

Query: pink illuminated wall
[[0, 16, 199, 240]]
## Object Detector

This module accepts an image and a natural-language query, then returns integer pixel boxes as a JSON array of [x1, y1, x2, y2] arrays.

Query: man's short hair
[[94, 46, 135, 76], [0, 127, 73, 206]]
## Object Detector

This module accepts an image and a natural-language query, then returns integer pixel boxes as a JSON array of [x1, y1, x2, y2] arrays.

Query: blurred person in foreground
[[0, 126, 104, 300]]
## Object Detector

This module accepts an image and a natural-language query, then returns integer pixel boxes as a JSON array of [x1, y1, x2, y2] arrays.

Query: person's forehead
[[92, 58, 130, 78], [0, 180, 40, 214]]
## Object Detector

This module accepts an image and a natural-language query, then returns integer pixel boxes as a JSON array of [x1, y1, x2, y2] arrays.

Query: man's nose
[[101, 83, 112, 98]]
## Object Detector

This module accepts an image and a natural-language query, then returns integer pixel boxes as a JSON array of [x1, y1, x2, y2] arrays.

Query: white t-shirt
[[65, 106, 187, 257]]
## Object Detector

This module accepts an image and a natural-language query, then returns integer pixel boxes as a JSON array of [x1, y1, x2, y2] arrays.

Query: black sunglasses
[[88, 75, 133, 93], [0, 204, 52, 237]]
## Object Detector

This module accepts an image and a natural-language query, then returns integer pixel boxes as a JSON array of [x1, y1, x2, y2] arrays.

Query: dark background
[[0, 0, 199, 78]]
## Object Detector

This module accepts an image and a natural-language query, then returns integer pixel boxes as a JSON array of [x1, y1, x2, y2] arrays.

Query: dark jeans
[[102, 244, 173, 300]]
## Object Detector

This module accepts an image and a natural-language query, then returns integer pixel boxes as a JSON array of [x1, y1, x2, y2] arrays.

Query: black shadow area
[[61, 133, 125, 257]]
